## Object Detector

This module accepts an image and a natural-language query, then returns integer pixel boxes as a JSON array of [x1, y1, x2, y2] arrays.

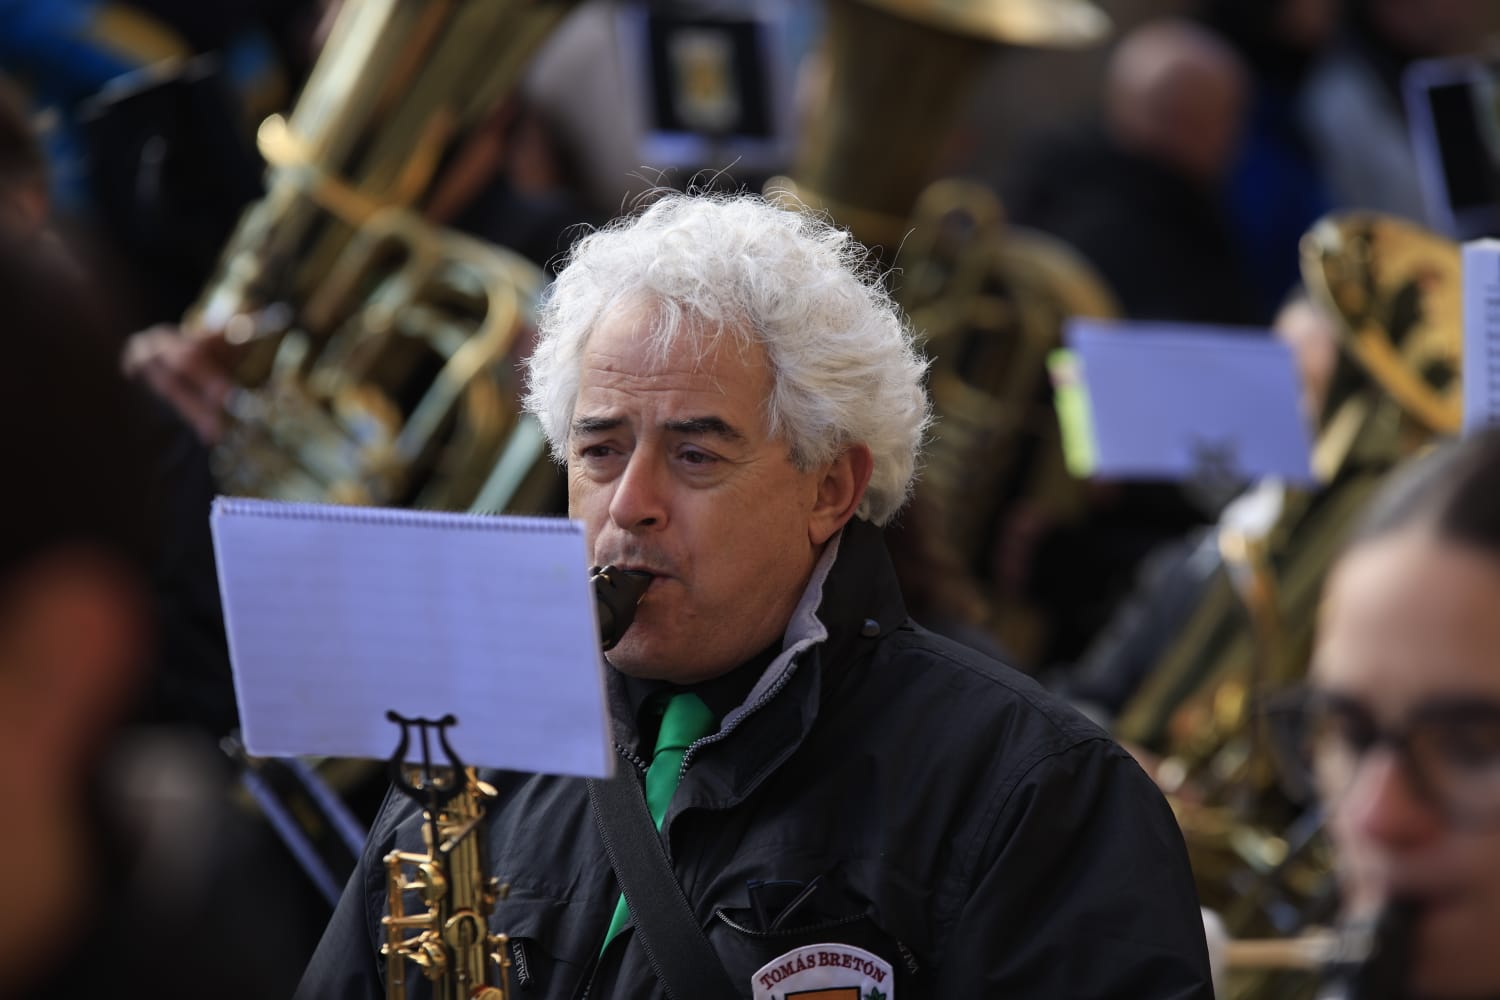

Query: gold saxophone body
[[383, 764, 509, 1000], [193, 0, 580, 512]]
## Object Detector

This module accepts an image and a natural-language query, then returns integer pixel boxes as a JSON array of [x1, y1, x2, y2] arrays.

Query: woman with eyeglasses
[[1284, 428, 1500, 998]]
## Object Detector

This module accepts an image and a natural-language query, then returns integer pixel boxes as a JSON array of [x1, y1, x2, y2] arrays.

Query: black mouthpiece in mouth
[[592, 566, 653, 651]]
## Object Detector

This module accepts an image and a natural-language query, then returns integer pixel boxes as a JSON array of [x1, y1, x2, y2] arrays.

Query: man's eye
[[677, 448, 718, 466], [577, 444, 618, 460]]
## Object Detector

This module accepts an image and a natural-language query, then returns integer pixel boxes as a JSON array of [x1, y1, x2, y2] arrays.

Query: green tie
[[600, 692, 715, 951]]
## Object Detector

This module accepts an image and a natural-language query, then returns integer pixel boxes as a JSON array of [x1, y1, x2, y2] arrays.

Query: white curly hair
[[522, 191, 931, 526]]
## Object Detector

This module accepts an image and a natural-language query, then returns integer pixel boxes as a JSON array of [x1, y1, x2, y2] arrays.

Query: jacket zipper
[[678, 655, 803, 779], [580, 663, 803, 997]]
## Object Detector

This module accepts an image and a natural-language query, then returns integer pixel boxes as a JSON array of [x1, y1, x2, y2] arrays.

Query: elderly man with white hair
[[295, 192, 1213, 999]]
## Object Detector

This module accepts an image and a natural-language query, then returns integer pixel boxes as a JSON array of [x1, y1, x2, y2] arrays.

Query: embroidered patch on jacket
[[751, 943, 893, 1000]]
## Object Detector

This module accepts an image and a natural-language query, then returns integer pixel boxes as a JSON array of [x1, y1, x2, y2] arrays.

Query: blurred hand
[[122, 325, 236, 444]]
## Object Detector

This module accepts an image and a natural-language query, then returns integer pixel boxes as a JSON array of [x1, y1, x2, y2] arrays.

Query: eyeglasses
[[1266, 687, 1500, 827]]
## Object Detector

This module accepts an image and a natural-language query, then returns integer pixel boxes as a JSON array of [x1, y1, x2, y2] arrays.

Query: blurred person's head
[[1106, 19, 1250, 184], [1277, 0, 1340, 51], [1305, 430, 1500, 996], [0, 228, 153, 987]]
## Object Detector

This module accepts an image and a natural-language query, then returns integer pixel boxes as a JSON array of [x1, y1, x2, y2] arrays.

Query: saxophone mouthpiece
[[591, 565, 652, 651]]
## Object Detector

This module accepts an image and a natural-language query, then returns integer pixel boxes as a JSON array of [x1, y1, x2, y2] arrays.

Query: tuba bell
[[770, 0, 1109, 254], [191, 0, 581, 512]]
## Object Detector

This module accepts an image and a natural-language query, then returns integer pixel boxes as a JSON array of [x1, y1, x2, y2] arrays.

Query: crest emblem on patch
[[751, 943, 893, 1000]]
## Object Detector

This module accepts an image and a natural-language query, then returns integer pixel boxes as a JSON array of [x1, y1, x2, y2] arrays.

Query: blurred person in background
[[0, 225, 153, 994], [0, 222, 319, 1000], [1200, 0, 1337, 318], [1272, 429, 1500, 997], [1006, 17, 1262, 327], [1301, 0, 1493, 222], [998, 20, 1262, 670], [0, 0, 330, 326]]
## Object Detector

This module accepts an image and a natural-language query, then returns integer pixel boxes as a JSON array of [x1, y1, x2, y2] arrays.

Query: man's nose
[[609, 450, 669, 531], [1339, 748, 1444, 849]]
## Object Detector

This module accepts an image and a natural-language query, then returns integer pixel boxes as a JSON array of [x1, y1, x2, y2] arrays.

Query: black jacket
[[1005, 126, 1264, 328], [295, 518, 1213, 999]]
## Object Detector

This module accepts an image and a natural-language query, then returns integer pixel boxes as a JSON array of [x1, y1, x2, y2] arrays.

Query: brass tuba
[[897, 179, 1118, 662], [766, 0, 1115, 662], [193, 0, 580, 511]]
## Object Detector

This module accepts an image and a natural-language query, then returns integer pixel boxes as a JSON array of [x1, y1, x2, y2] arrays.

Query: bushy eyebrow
[[571, 415, 622, 437], [664, 416, 746, 443], [569, 414, 747, 443]]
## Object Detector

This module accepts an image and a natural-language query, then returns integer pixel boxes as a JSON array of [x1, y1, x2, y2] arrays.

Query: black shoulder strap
[[586, 772, 739, 999]]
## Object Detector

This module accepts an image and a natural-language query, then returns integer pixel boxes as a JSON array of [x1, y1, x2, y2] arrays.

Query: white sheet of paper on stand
[[210, 497, 614, 778], [1463, 238, 1500, 435], [1065, 318, 1315, 485]]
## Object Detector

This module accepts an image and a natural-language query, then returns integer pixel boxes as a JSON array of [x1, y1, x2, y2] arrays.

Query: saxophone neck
[[1317, 900, 1421, 1000]]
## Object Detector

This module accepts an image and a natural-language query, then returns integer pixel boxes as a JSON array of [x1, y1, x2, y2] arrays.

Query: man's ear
[[809, 444, 874, 545]]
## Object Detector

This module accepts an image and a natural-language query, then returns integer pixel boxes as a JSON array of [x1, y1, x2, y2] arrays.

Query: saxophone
[[1314, 901, 1419, 1000], [380, 566, 651, 1000]]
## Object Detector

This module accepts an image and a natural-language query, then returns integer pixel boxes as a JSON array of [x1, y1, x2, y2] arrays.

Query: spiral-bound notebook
[[209, 497, 614, 778]]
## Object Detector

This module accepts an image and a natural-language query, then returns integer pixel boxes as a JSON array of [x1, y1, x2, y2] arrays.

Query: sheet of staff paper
[[209, 497, 614, 778], [1066, 319, 1315, 485], [1463, 239, 1500, 434]]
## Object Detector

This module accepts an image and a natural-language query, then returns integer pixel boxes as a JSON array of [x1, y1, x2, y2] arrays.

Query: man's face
[[1314, 531, 1500, 997], [566, 302, 831, 683]]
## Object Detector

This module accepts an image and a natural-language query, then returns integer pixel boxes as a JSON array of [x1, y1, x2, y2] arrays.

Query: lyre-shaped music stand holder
[[386, 710, 468, 849]]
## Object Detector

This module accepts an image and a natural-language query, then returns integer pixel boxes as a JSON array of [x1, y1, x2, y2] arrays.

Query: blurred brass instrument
[[767, 0, 1113, 662], [1113, 213, 1460, 994], [771, 0, 1109, 252], [899, 180, 1118, 661], [193, 0, 580, 511], [382, 567, 651, 1000]]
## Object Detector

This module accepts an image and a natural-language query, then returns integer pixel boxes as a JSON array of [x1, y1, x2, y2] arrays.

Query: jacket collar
[[605, 516, 908, 809]]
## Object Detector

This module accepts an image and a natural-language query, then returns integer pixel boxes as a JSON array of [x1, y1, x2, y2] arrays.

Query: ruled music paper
[[210, 498, 614, 778], [1463, 238, 1500, 434]]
